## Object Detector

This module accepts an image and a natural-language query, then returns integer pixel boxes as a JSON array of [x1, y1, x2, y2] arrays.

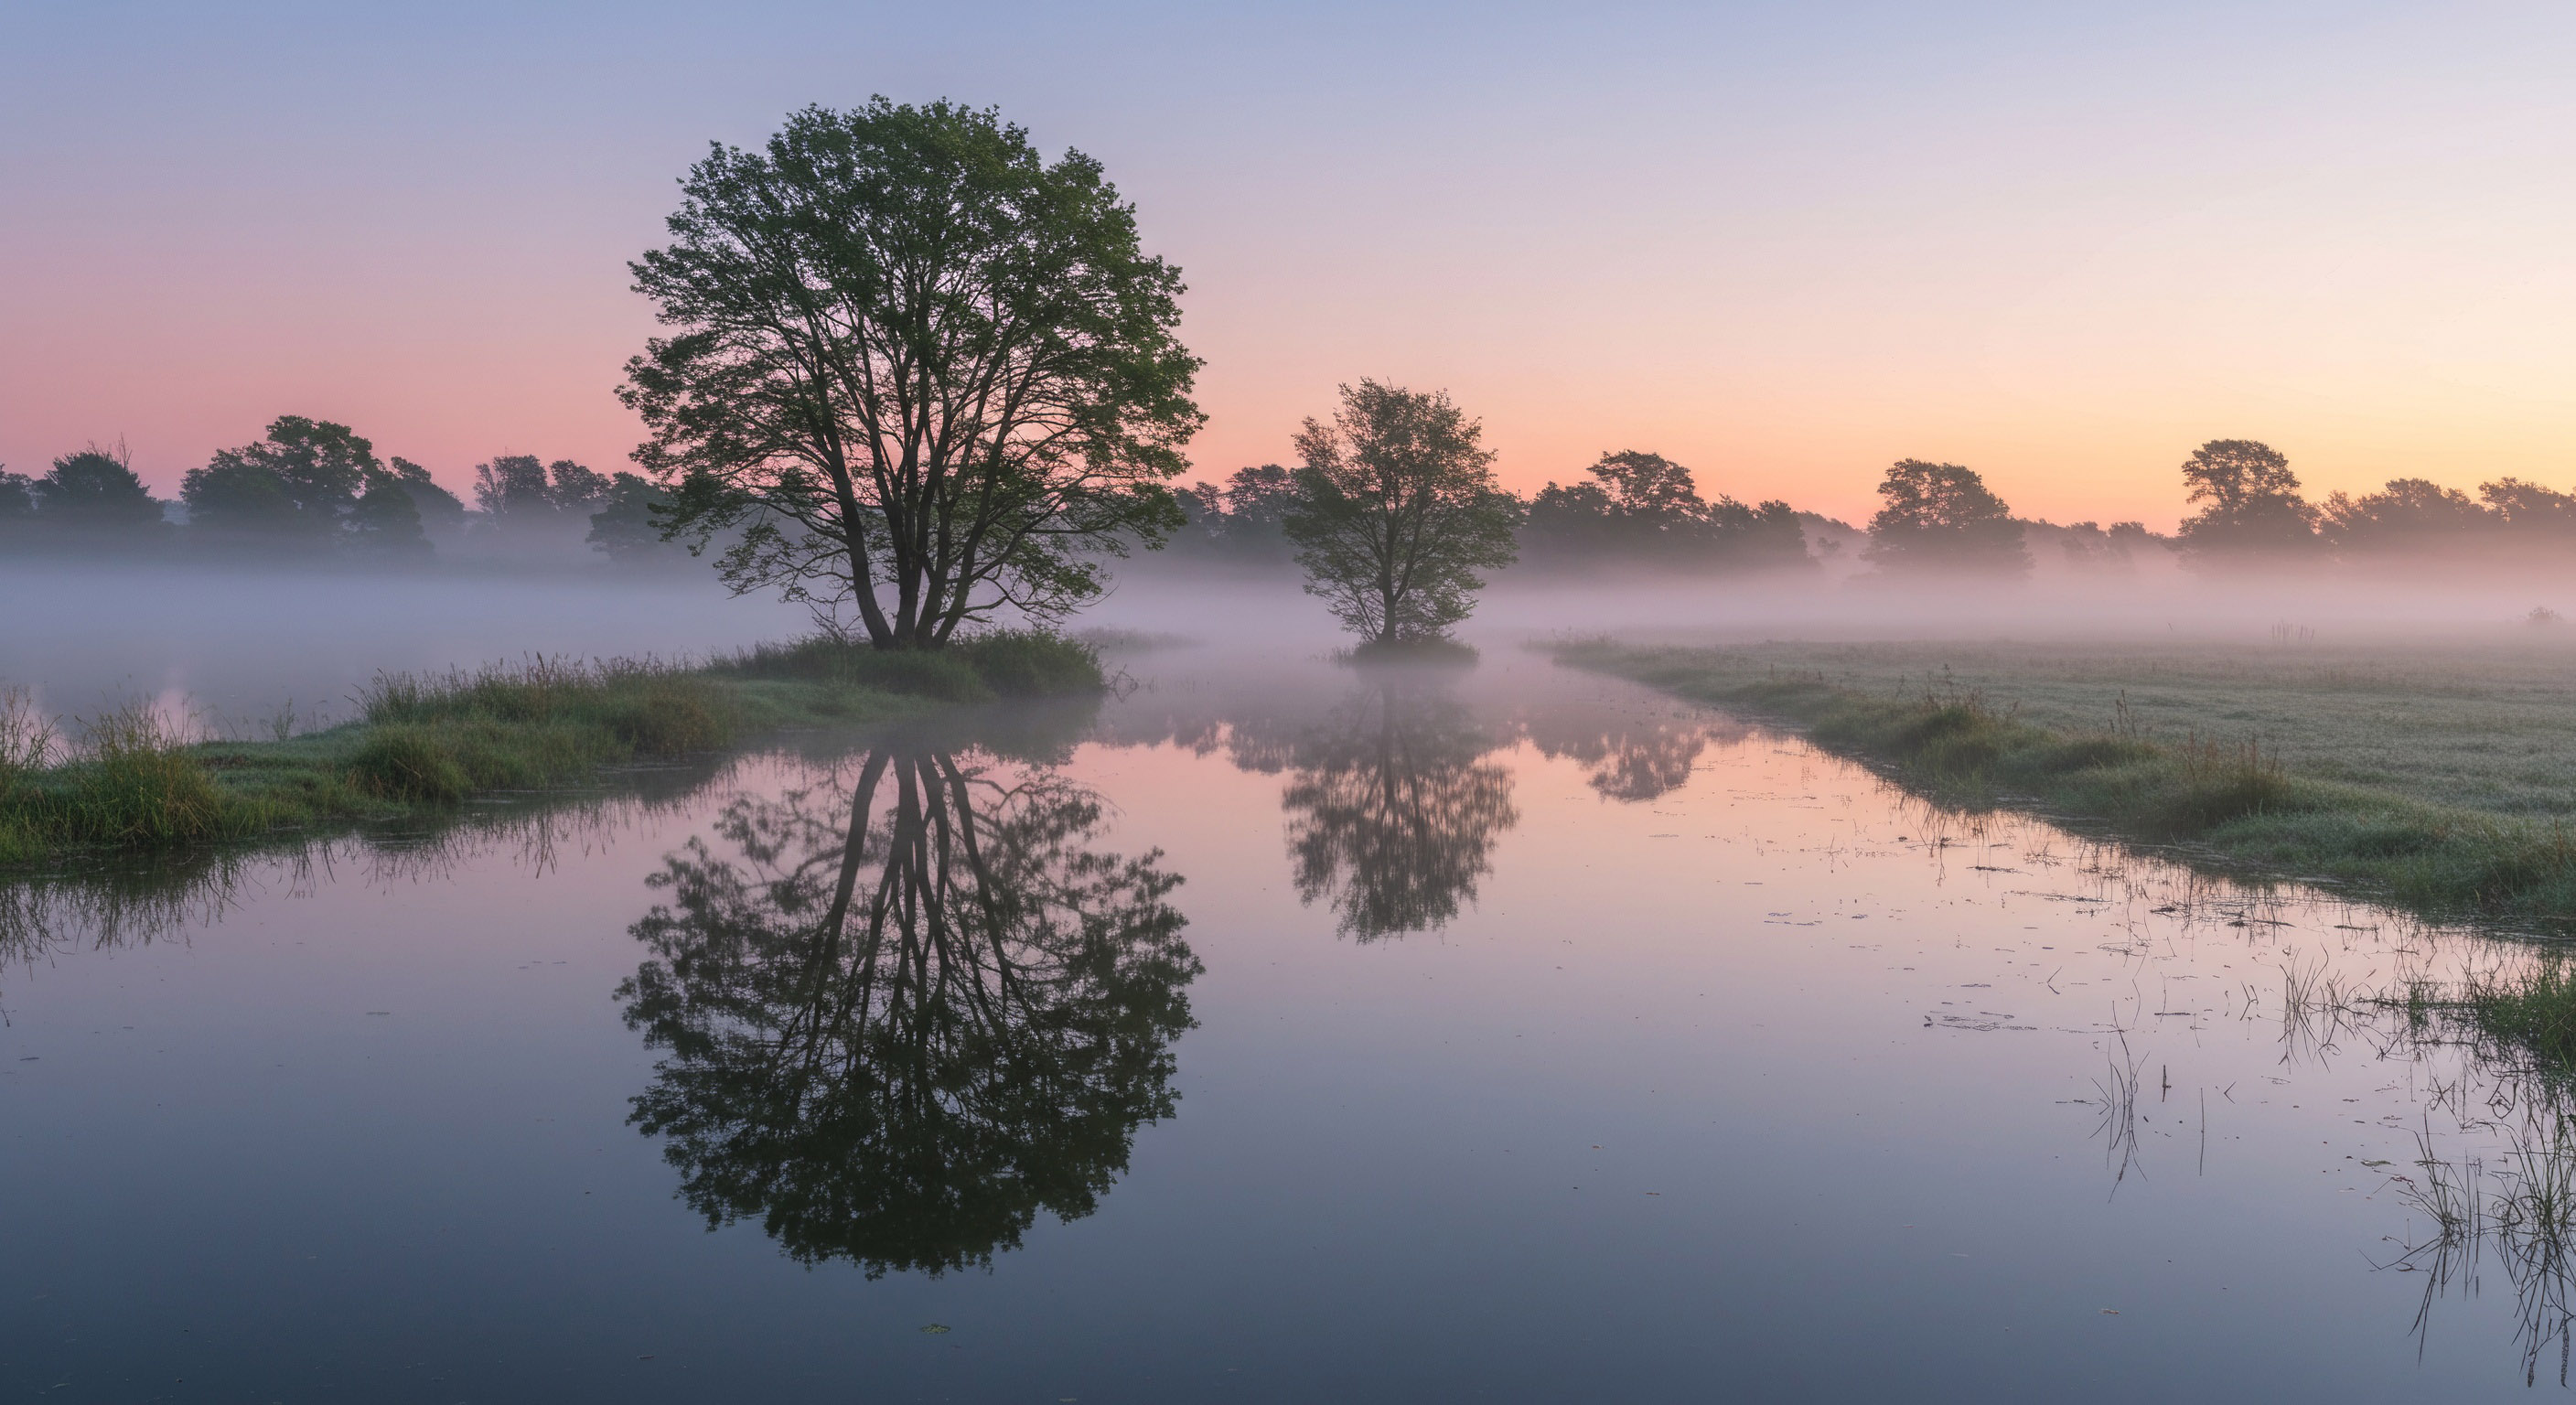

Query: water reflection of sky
[[0, 646, 2561, 1401]]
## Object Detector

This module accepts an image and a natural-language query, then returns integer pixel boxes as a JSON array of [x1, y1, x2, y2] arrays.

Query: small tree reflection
[[1281, 680, 1518, 941], [1519, 705, 1743, 802], [617, 746, 1199, 1276]]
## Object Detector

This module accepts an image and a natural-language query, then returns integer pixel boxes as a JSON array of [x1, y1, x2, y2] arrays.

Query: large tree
[[1861, 459, 2029, 577], [1283, 381, 1521, 645], [622, 100, 1202, 648], [2174, 438, 2316, 562], [183, 416, 401, 549]]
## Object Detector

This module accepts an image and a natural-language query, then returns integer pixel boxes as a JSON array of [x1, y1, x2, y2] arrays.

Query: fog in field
[[7, 529, 2573, 740]]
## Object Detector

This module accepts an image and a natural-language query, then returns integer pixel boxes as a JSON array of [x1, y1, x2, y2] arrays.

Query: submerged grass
[[1553, 638, 2576, 923], [0, 630, 1105, 866]]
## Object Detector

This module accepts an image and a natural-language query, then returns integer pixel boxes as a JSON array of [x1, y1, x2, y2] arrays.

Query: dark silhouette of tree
[[2054, 520, 2154, 573], [345, 475, 431, 560], [469, 455, 610, 544], [388, 457, 467, 540], [1283, 381, 1521, 644], [2174, 439, 2316, 563], [181, 416, 433, 555], [0, 469, 35, 524], [623, 100, 1202, 649], [1279, 680, 1519, 940], [587, 471, 687, 565], [1168, 464, 1299, 564], [183, 416, 376, 542], [1861, 459, 2028, 577], [1523, 449, 1806, 573], [2318, 477, 2497, 555], [617, 746, 1199, 1276], [37, 445, 162, 533], [2482, 477, 2576, 532]]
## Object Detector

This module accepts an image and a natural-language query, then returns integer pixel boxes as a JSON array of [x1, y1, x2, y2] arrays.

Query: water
[[0, 645, 2562, 1400]]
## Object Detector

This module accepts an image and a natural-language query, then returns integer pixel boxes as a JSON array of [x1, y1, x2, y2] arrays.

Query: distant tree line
[[1166, 443, 1810, 580], [0, 417, 696, 570]]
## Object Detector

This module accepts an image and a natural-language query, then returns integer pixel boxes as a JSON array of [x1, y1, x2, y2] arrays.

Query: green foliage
[[345, 725, 472, 802], [0, 643, 968, 866], [1861, 460, 2028, 577], [1283, 381, 1521, 644], [717, 629, 1103, 702], [622, 98, 1202, 647]]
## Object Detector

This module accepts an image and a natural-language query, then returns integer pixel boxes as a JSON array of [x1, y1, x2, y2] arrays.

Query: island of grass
[[1551, 635, 2576, 927], [0, 628, 1103, 866]]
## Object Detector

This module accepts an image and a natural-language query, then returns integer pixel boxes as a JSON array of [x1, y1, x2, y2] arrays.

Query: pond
[[0, 644, 2560, 1401]]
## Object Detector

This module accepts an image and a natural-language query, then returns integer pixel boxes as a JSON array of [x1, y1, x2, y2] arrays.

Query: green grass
[[1551, 637, 2576, 924], [2402, 960, 2576, 1081], [0, 631, 1105, 866], [1556, 635, 2576, 816]]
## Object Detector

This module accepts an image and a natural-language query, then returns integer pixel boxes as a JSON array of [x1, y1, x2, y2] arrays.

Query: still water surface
[[0, 648, 2559, 1400]]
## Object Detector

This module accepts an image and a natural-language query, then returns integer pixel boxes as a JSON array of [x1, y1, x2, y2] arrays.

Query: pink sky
[[7, 4, 2575, 530]]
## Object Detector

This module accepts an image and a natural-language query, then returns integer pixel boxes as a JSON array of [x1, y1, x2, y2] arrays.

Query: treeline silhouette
[[14, 417, 2572, 584], [0, 416, 693, 570], [1162, 438, 2576, 581]]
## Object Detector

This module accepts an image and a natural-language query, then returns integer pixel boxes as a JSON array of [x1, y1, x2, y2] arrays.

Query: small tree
[[1283, 381, 1521, 646], [622, 100, 1202, 647], [1862, 459, 2028, 576], [2175, 439, 2316, 562], [38, 445, 162, 531]]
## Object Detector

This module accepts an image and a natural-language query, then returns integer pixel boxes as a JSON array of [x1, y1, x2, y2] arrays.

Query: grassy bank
[[1552, 638, 2576, 923], [0, 629, 1100, 866]]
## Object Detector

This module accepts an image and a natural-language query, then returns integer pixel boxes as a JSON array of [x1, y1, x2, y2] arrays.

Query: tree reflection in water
[[617, 745, 1199, 1277], [1280, 678, 1519, 942], [1519, 702, 1744, 802]]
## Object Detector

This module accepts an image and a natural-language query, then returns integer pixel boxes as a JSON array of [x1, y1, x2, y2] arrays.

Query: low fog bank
[[1090, 550, 2576, 654], [1, 560, 807, 730], [8, 534, 2571, 742]]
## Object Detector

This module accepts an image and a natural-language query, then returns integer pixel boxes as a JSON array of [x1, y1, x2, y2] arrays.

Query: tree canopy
[[622, 99, 1202, 648], [1860, 460, 2028, 577], [181, 415, 429, 555], [1522, 449, 1807, 573], [1283, 381, 1521, 644], [37, 446, 162, 531], [2174, 439, 2316, 562]]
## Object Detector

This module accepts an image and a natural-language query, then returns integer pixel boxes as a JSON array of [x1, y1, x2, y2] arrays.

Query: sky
[[6, 1, 2576, 528]]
